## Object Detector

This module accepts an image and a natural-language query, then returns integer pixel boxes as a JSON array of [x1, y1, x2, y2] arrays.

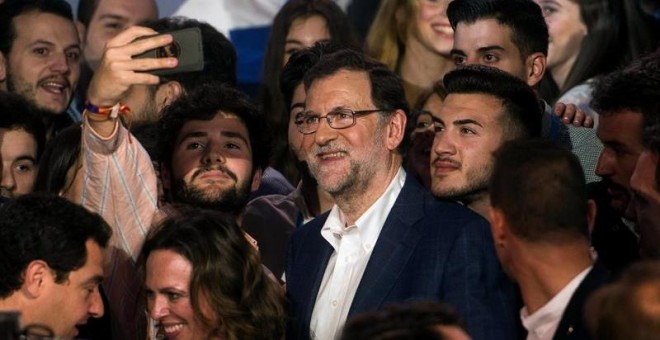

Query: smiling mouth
[[431, 24, 453, 36], [317, 151, 346, 160]]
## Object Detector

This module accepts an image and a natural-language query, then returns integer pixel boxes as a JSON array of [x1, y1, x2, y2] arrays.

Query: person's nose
[[313, 116, 339, 146], [595, 148, 614, 177], [202, 144, 226, 166], [148, 295, 170, 320], [431, 130, 457, 157], [88, 287, 104, 318]]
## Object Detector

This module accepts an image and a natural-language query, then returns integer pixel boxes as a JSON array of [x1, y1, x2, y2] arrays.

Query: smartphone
[[134, 27, 204, 76]]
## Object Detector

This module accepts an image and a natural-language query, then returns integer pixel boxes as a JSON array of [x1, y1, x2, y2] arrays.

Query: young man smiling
[[0, 0, 81, 134]]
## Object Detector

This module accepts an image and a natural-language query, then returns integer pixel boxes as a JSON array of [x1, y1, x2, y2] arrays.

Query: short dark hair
[[0, 92, 47, 161], [304, 48, 409, 120], [443, 64, 542, 140], [447, 0, 548, 59], [0, 193, 111, 298], [0, 0, 74, 56], [157, 82, 271, 172], [591, 49, 660, 118], [586, 260, 660, 339], [139, 206, 285, 338], [490, 139, 589, 243], [142, 17, 237, 89], [75, 0, 98, 27], [341, 301, 467, 340]]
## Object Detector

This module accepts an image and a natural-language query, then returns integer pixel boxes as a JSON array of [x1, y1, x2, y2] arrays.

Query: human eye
[[185, 141, 205, 150], [225, 142, 242, 150], [303, 113, 321, 125], [285, 47, 300, 57], [66, 49, 81, 62], [483, 54, 500, 63], [540, 5, 558, 17], [452, 54, 466, 65], [433, 122, 445, 134], [166, 292, 182, 302], [14, 161, 35, 173], [32, 47, 49, 57], [334, 110, 354, 120], [460, 127, 476, 135], [416, 121, 432, 129]]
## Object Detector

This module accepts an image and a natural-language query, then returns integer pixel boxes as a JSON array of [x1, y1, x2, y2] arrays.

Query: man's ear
[[386, 109, 407, 151], [525, 52, 546, 88], [155, 81, 184, 113], [0, 52, 7, 87], [23, 260, 51, 298], [250, 168, 263, 192], [488, 206, 508, 248], [75, 21, 86, 47], [586, 199, 597, 236]]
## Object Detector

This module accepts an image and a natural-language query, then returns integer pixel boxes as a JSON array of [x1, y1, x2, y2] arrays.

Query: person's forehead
[[455, 18, 518, 52], [0, 128, 38, 154], [439, 92, 505, 119], [12, 11, 79, 46], [145, 249, 192, 288], [177, 112, 250, 138], [306, 70, 373, 108], [92, 0, 157, 23], [597, 110, 643, 138]]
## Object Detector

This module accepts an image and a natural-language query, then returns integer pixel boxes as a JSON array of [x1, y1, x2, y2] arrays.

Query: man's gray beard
[[172, 178, 252, 216], [6, 71, 59, 116]]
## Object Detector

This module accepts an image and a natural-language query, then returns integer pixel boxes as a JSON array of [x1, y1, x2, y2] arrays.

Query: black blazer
[[553, 263, 611, 340]]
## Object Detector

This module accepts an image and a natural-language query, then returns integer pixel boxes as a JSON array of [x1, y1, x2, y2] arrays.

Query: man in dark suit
[[285, 49, 518, 340], [488, 139, 610, 340]]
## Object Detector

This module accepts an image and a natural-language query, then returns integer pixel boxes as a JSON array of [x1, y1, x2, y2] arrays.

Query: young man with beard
[[67, 0, 158, 122], [286, 49, 517, 340], [0, 0, 81, 136], [74, 27, 269, 339], [590, 51, 660, 268], [430, 65, 541, 220], [447, 0, 602, 184]]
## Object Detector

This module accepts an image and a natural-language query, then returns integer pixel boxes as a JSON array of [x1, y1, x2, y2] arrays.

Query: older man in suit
[[285, 49, 517, 340]]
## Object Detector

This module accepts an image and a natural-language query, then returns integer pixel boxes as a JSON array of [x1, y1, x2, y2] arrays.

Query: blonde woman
[[366, 0, 454, 106]]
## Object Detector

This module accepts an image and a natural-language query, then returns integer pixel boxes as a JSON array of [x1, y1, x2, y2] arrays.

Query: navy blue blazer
[[285, 175, 518, 340]]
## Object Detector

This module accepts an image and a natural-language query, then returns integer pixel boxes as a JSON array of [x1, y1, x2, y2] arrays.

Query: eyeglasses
[[296, 108, 387, 134]]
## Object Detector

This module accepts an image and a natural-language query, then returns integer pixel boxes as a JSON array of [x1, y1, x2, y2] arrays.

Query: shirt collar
[[521, 265, 593, 338], [321, 168, 406, 253]]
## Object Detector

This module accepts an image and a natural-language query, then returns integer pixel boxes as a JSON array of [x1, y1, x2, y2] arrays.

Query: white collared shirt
[[521, 266, 593, 340], [310, 168, 406, 340]]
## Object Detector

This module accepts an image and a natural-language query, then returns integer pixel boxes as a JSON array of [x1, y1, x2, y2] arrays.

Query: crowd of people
[[0, 0, 659, 339]]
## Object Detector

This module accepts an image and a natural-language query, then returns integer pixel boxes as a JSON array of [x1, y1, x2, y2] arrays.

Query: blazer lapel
[[296, 214, 334, 328], [348, 176, 425, 315], [553, 263, 610, 340]]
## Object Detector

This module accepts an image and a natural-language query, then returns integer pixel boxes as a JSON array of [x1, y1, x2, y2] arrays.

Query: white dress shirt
[[310, 168, 406, 340], [521, 266, 593, 340]]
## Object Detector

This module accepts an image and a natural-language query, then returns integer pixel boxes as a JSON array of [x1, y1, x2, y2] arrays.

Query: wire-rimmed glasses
[[296, 108, 387, 134]]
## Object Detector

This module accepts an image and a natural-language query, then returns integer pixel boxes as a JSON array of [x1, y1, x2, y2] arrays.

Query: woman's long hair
[[140, 207, 286, 339]]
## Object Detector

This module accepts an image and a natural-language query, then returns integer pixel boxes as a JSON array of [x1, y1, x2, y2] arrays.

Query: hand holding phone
[[133, 27, 204, 76]]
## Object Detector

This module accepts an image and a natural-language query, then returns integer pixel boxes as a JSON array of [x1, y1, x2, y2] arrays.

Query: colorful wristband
[[84, 101, 130, 119]]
